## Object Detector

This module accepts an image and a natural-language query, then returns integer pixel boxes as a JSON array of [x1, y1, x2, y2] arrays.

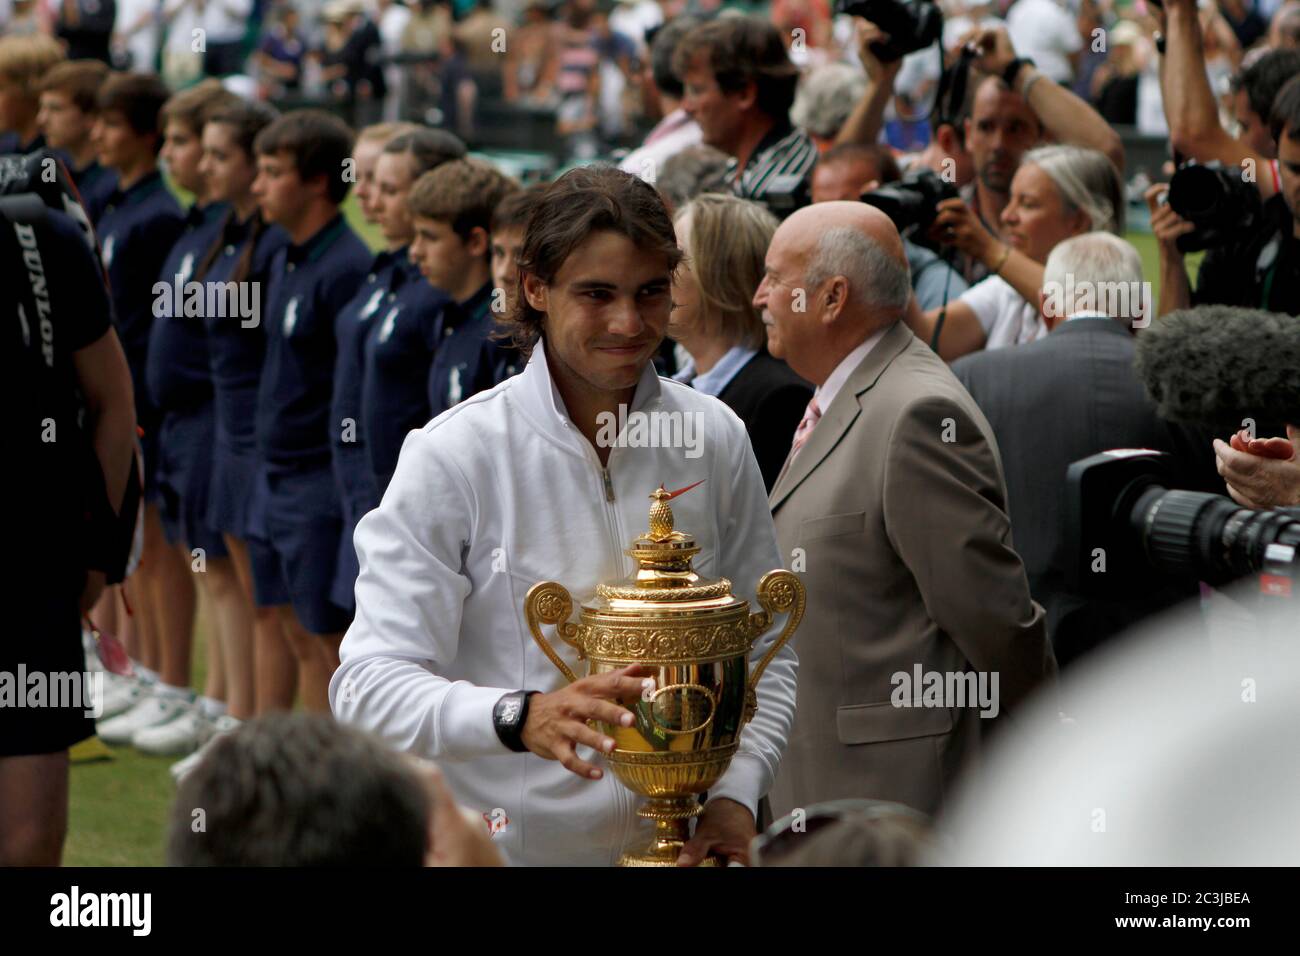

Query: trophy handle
[[525, 581, 582, 684], [745, 570, 805, 716]]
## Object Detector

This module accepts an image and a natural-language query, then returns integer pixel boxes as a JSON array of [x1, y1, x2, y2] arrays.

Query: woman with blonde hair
[[671, 193, 812, 490]]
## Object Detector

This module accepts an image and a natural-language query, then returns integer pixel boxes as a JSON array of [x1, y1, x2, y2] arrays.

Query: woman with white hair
[[909, 144, 1125, 361]]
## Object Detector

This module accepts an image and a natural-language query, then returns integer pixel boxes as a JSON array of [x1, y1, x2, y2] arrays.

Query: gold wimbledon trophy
[[524, 483, 805, 866]]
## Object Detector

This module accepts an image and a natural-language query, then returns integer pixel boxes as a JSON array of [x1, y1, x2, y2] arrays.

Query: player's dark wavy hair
[[502, 164, 682, 357]]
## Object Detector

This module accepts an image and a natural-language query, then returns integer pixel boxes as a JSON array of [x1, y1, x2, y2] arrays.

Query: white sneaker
[[133, 704, 211, 756], [97, 690, 191, 746], [97, 672, 146, 720], [169, 714, 243, 783]]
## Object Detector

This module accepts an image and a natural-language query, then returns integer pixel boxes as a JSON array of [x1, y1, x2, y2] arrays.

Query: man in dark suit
[[952, 233, 1216, 669], [758, 201, 1055, 820]]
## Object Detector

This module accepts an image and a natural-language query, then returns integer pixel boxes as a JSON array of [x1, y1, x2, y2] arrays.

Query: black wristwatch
[[1154, 32, 1167, 56], [493, 690, 539, 753], [1002, 57, 1035, 90]]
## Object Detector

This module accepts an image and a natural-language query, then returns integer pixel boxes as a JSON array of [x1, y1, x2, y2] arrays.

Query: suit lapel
[[769, 321, 915, 512]]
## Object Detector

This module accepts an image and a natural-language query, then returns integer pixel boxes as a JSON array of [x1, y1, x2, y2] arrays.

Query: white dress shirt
[[813, 323, 891, 415], [673, 345, 758, 398]]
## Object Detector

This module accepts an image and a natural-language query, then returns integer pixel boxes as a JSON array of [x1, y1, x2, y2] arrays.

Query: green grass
[[66, 591, 215, 866]]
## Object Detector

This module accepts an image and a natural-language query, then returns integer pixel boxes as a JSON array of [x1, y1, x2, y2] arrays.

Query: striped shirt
[[725, 121, 816, 219]]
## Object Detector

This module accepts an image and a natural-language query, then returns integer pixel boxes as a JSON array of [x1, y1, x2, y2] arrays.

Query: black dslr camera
[[1166, 160, 1264, 253], [834, 0, 944, 62], [860, 167, 958, 242]]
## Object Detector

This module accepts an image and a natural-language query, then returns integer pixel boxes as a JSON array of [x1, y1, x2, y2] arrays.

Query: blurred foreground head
[[167, 714, 430, 866], [935, 586, 1300, 864], [754, 799, 934, 867]]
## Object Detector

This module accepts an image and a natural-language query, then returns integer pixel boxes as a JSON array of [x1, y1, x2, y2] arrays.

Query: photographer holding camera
[[907, 144, 1126, 361], [837, 19, 1122, 285], [1148, 75, 1300, 317]]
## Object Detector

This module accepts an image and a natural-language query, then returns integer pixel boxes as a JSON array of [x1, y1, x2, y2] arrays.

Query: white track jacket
[[329, 342, 798, 866]]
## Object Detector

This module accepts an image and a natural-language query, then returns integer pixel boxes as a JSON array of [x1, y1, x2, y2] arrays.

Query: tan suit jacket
[[768, 321, 1055, 819]]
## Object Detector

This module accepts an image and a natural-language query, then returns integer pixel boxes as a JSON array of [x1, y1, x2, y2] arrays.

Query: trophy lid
[[589, 482, 743, 614]]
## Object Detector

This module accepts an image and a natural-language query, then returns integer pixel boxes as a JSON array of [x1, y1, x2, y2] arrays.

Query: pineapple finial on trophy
[[647, 480, 705, 541]]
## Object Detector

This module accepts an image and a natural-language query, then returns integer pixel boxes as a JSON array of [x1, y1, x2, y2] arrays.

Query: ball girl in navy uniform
[[356, 129, 471, 500], [105, 83, 247, 761], [408, 158, 524, 426], [90, 72, 188, 720], [328, 126, 457, 620], [194, 98, 298, 725], [250, 110, 371, 713]]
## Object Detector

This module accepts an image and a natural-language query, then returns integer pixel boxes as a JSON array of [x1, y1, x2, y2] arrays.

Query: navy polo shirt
[[425, 281, 524, 420], [0, 132, 46, 155], [361, 254, 452, 494], [96, 169, 186, 397], [205, 215, 291, 454], [331, 247, 407, 468], [256, 214, 370, 469], [329, 247, 407, 518], [73, 160, 117, 225], [145, 202, 229, 412]]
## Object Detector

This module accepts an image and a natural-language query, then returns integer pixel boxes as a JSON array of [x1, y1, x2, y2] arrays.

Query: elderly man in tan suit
[[756, 202, 1056, 820]]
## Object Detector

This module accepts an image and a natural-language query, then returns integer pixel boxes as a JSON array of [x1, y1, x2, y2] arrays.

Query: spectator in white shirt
[[1005, 0, 1083, 85]]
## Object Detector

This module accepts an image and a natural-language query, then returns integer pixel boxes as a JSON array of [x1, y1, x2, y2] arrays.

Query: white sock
[[198, 696, 227, 720]]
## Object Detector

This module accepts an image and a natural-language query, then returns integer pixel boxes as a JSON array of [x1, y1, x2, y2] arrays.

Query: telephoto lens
[[1130, 487, 1300, 586]]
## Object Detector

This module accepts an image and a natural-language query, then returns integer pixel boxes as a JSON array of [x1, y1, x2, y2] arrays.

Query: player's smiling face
[[523, 229, 673, 396]]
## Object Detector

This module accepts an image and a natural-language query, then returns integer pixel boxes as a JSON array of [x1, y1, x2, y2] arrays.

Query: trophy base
[[616, 796, 721, 867], [618, 846, 721, 867]]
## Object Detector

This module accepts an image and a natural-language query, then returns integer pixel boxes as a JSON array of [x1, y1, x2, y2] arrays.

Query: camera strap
[[1255, 233, 1281, 310]]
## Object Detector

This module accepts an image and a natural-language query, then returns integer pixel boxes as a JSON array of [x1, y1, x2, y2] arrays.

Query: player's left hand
[[677, 797, 756, 867]]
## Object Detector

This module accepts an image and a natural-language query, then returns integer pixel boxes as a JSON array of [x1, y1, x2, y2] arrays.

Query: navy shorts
[[248, 463, 351, 635], [329, 445, 380, 612], [156, 405, 229, 559]]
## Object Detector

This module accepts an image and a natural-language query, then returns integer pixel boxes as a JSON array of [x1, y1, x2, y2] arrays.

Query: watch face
[[498, 695, 523, 725]]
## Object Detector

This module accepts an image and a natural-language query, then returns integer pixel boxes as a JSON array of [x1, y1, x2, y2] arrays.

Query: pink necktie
[[790, 397, 822, 457]]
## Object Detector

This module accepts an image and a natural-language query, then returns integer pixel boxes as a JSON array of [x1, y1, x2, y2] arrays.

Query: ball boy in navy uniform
[[36, 60, 117, 224], [91, 72, 187, 701], [330, 128, 462, 618], [0, 34, 63, 155], [409, 158, 524, 428], [250, 110, 370, 713], [357, 129, 470, 499]]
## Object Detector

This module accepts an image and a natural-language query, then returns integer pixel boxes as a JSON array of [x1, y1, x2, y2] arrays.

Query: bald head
[[755, 201, 912, 385], [780, 201, 907, 269]]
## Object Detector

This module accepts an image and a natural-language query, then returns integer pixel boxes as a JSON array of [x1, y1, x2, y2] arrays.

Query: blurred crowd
[[3, 0, 1296, 162]]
